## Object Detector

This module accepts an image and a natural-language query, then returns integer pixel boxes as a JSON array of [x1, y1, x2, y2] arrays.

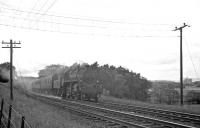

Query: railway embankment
[[0, 83, 104, 128]]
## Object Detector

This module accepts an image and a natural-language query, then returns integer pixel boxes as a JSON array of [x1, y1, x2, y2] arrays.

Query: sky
[[0, 0, 200, 81]]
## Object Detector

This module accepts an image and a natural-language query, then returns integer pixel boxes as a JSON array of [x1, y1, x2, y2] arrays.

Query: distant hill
[[151, 80, 179, 88], [192, 78, 200, 82], [18, 76, 37, 80]]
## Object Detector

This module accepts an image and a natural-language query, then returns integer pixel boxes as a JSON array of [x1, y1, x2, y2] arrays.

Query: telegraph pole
[[2, 40, 21, 100], [173, 23, 190, 106]]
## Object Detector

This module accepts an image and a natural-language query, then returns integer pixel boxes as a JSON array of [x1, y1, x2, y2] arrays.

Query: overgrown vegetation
[[151, 80, 200, 104], [0, 84, 105, 128], [38, 64, 67, 78], [151, 81, 179, 104], [96, 62, 151, 101], [0, 62, 17, 83], [186, 91, 200, 104]]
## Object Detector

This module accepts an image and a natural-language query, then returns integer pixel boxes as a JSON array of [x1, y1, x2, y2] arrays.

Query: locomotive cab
[[81, 80, 102, 102]]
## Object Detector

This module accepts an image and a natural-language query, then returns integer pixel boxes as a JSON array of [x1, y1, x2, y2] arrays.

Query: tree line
[[0, 62, 16, 83]]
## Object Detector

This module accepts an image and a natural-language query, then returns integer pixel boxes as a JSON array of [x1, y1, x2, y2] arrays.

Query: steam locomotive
[[32, 64, 103, 102]]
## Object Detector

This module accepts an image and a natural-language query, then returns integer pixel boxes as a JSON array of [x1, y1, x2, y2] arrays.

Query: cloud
[[16, 68, 38, 77], [157, 58, 178, 65], [135, 56, 178, 66]]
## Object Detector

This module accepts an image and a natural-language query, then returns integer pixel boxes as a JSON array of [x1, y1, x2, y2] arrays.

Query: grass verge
[[0, 84, 104, 128]]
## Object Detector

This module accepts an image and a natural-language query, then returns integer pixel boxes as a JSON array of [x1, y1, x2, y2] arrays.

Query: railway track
[[1, 84, 199, 128], [27, 92, 196, 128], [79, 100, 200, 127]]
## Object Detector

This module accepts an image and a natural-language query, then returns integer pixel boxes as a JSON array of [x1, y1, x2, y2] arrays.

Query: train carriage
[[31, 79, 41, 92], [32, 76, 52, 94]]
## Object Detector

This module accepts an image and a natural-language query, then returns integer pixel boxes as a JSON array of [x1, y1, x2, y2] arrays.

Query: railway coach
[[32, 76, 52, 94]]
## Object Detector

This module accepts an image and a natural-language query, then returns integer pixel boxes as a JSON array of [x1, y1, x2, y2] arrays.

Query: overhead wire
[[24, 0, 41, 26], [0, 14, 107, 29], [0, 6, 174, 27], [183, 36, 199, 79], [0, 12, 173, 32], [0, 1, 177, 38], [11, 0, 24, 27], [0, 22, 178, 38], [0, 1, 10, 7], [0, 3, 175, 34], [0, 6, 175, 35], [31, 0, 58, 27], [28, 0, 49, 27], [37, 0, 49, 12]]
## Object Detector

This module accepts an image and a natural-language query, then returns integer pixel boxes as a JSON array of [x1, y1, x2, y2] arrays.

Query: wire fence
[[0, 98, 31, 128]]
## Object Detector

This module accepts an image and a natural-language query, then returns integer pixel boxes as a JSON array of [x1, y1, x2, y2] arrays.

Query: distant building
[[192, 78, 200, 82], [175, 87, 200, 96], [183, 77, 192, 84]]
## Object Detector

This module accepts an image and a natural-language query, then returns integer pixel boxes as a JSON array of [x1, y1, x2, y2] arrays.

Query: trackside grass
[[101, 95, 200, 115], [0, 84, 104, 128]]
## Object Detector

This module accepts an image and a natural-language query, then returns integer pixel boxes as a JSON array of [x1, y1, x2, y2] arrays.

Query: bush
[[185, 91, 200, 104]]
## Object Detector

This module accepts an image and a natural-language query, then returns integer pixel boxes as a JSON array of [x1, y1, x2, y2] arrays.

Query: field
[[102, 95, 200, 115], [0, 84, 104, 128]]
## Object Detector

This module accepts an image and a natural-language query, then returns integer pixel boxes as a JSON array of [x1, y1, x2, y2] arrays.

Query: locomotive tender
[[32, 64, 102, 102]]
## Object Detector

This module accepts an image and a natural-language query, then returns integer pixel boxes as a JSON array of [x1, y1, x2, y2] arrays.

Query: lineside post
[[0, 99, 4, 126], [20, 116, 25, 128], [173, 23, 190, 106], [7, 105, 12, 128], [2, 40, 21, 100]]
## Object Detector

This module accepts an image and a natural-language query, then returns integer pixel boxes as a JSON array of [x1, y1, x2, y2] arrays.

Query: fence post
[[0, 99, 4, 126], [7, 105, 12, 128], [20, 116, 25, 128]]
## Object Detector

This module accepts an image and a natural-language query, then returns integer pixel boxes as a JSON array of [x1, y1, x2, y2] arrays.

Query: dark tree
[[0, 62, 16, 83], [91, 61, 99, 68], [38, 64, 65, 77], [186, 91, 200, 104]]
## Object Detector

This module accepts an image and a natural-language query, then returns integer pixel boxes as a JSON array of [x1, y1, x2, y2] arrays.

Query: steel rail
[[103, 101, 200, 118], [98, 101, 200, 126], [28, 92, 196, 128], [27, 92, 147, 128], [61, 99, 196, 128], [0, 84, 199, 128], [66, 98, 200, 127]]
